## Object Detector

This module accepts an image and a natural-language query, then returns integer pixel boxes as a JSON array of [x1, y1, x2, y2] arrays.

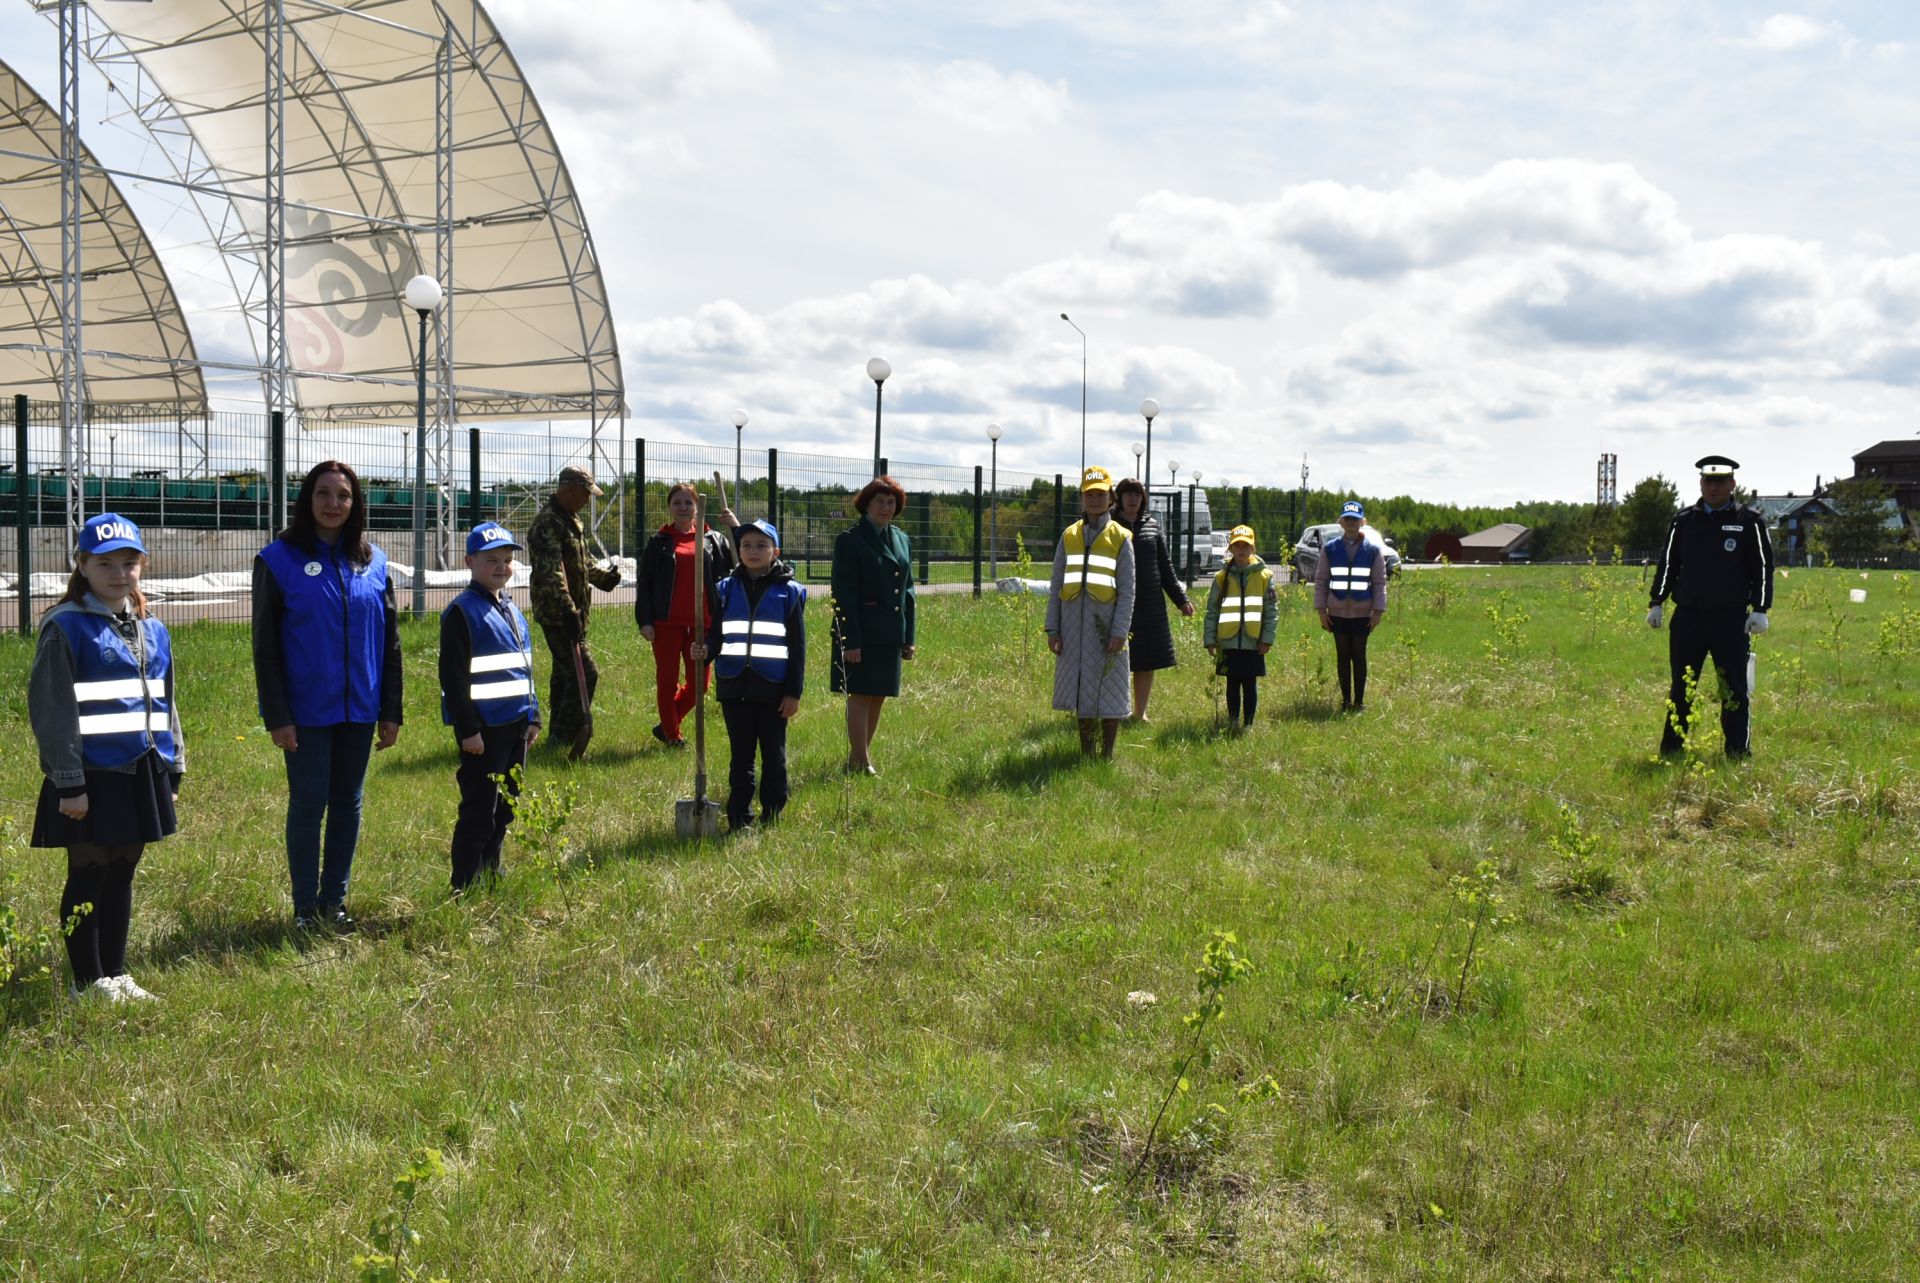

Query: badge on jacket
[[304, 561, 322, 576], [1723, 539, 1737, 552]]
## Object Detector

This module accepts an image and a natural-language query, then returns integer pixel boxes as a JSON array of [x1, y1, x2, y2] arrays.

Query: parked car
[[1146, 485, 1216, 579], [1292, 523, 1402, 584]]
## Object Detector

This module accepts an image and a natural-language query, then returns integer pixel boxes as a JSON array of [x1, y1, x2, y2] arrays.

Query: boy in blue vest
[[691, 520, 807, 832], [439, 524, 541, 891]]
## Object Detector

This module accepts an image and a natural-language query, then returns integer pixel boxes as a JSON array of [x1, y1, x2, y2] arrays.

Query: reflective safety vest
[[1326, 537, 1378, 601], [715, 577, 805, 684], [49, 607, 179, 770], [258, 538, 391, 725], [440, 588, 537, 726], [1060, 519, 1132, 602], [1212, 564, 1273, 639]]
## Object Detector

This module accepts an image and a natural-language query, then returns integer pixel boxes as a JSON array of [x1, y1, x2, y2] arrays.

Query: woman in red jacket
[[634, 482, 736, 747]]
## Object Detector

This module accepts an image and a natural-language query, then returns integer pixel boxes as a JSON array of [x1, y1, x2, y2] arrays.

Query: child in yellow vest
[[1203, 525, 1278, 727]]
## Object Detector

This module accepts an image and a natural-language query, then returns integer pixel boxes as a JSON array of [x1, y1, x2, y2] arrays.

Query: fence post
[[972, 464, 983, 598], [269, 410, 286, 533], [14, 394, 29, 634], [1053, 473, 1063, 542], [1171, 491, 1184, 581], [468, 426, 482, 528], [635, 437, 646, 549], [1241, 484, 1251, 526], [1186, 484, 1198, 578], [767, 447, 779, 534], [918, 496, 929, 586]]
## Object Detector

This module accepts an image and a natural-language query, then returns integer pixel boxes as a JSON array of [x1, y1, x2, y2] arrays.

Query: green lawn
[[1, 566, 1916, 1281]]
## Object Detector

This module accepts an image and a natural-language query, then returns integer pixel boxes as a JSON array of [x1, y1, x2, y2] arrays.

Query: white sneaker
[[71, 978, 126, 1003], [106, 974, 157, 1002]]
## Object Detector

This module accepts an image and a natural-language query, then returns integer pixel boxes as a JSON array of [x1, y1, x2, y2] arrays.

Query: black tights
[[1334, 631, 1370, 706], [61, 844, 143, 986], [1225, 675, 1259, 724]]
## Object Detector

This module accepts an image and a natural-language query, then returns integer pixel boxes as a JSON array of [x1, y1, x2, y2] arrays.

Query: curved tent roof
[[75, 0, 624, 425], [0, 58, 208, 418]]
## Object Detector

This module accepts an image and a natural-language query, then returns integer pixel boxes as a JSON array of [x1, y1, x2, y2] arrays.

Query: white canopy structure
[[0, 57, 207, 417], [13, 0, 627, 556]]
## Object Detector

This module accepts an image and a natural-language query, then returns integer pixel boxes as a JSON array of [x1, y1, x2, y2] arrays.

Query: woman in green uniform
[[831, 476, 916, 775]]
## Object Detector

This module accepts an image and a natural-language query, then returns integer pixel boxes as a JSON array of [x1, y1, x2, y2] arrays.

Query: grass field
[[1, 565, 1917, 1281]]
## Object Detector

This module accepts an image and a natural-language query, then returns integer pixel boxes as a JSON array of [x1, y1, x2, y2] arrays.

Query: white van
[[1146, 485, 1216, 580]]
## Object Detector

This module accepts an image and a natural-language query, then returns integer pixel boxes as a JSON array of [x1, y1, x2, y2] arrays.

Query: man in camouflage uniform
[[528, 466, 622, 757]]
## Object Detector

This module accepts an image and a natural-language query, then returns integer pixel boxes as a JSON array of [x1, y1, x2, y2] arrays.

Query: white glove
[[1647, 604, 1663, 630], [1745, 612, 1769, 635]]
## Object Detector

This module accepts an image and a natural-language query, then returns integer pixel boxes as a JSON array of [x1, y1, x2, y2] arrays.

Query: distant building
[[1852, 440, 1920, 512], [1752, 494, 1835, 561], [1455, 522, 1532, 563]]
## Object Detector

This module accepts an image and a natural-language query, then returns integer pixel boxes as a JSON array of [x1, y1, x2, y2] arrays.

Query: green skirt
[[831, 640, 903, 696]]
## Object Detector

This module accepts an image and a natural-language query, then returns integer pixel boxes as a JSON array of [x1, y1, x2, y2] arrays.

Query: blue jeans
[[283, 722, 376, 912]]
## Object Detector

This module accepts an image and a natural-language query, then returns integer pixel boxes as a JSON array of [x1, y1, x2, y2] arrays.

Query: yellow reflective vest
[[1060, 519, 1132, 602], [1212, 563, 1273, 639]]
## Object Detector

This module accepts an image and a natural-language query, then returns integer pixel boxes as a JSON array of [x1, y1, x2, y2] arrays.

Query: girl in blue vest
[[251, 461, 403, 931], [28, 514, 182, 1003], [439, 524, 541, 891], [692, 520, 806, 832], [1312, 501, 1389, 711]]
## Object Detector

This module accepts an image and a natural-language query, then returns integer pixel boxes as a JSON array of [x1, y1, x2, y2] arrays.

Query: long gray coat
[[1044, 512, 1137, 718]]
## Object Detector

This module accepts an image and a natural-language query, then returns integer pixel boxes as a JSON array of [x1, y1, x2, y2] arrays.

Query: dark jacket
[[633, 522, 734, 631], [705, 560, 807, 704], [1650, 502, 1775, 612], [830, 516, 915, 651], [1116, 511, 1190, 670], [252, 537, 404, 729]]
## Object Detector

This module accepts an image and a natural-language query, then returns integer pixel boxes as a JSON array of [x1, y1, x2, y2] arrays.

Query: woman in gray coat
[[1046, 466, 1137, 758]]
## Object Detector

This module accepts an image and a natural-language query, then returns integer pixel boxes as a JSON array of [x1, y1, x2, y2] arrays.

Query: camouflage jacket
[[527, 496, 621, 634]]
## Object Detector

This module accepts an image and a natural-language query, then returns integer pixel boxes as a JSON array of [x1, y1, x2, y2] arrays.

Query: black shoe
[[1351, 702, 1365, 712], [319, 904, 357, 934], [292, 910, 321, 932]]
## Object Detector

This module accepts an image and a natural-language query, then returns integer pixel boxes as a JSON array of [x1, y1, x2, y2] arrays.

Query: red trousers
[[649, 622, 709, 741]]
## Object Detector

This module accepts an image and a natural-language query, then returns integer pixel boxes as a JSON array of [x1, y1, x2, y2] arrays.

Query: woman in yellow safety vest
[[1203, 525, 1278, 728], [1045, 466, 1136, 758]]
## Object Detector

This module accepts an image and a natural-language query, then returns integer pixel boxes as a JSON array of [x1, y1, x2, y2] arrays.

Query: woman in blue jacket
[[251, 461, 403, 931]]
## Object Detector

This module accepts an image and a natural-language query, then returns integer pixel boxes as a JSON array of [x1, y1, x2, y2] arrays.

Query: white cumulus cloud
[[908, 60, 1072, 132], [1747, 13, 1847, 52]]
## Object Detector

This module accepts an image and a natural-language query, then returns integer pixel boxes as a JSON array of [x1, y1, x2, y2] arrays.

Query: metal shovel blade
[[675, 796, 723, 840]]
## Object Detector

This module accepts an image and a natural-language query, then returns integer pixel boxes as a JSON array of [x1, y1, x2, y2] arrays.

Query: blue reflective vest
[[259, 538, 390, 725], [714, 577, 804, 685], [49, 607, 179, 770], [1325, 536, 1379, 602], [441, 588, 538, 726]]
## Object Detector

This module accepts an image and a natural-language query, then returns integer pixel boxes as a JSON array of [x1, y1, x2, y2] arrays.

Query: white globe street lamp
[[403, 273, 443, 613], [1140, 398, 1159, 492], [731, 408, 749, 504], [986, 422, 1003, 576], [867, 357, 891, 477]]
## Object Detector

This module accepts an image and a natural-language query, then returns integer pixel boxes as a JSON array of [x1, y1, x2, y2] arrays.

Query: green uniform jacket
[[1203, 557, 1280, 651], [830, 517, 915, 650], [527, 496, 621, 636]]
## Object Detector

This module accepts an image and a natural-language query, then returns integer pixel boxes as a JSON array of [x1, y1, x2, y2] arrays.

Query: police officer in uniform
[[527, 466, 622, 758], [1648, 454, 1774, 756]]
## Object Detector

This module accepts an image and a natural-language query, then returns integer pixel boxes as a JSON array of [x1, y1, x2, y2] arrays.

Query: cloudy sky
[[8, 1, 1920, 502]]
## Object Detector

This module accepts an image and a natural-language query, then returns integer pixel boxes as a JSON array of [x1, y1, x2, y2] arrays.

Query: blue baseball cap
[[740, 519, 780, 548], [82, 513, 145, 556], [466, 523, 522, 554], [1339, 500, 1365, 521]]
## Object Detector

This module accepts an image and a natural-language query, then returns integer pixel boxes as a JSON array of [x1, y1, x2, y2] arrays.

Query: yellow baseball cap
[[1081, 465, 1114, 492], [1228, 524, 1256, 548]]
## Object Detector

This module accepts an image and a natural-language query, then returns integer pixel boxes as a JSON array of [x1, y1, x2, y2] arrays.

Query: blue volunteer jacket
[[46, 604, 179, 771], [257, 537, 394, 726], [707, 563, 807, 701], [440, 586, 540, 729]]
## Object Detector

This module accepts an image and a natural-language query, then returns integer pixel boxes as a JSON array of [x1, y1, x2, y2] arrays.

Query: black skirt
[[32, 750, 179, 848], [1214, 648, 1267, 679]]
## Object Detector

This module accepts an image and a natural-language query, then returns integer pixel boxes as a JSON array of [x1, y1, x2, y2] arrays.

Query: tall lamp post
[[1187, 469, 1203, 577], [1140, 398, 1158, 491], [404, 273, 442, 614], [1060, 312, 1087, 472], [1132, 441, 1143, 481], [987, 422, 1002, 576], [1166, 458, 1180, 489], [731, 408, 748, 503], [866, 357, 891, 477]]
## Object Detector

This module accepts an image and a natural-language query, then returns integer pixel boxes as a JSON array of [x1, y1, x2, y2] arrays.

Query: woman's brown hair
[[1113, 477, 1148, 507], [852, 475, 907, 516], [47, 551, 150, 619], [279, 460, 372, 565], [665, 481, 699, 505]]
